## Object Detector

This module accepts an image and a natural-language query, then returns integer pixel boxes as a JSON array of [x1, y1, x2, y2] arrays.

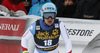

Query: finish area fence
[[0, 15, 100, 53]]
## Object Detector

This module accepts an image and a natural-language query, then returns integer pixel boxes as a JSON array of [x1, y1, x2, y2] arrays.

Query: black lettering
[[66, 29, 69, 35], [85, 30, 90, 36], [52, 8, 54, 10], [68, 29, 73, 35], [76, 29, 81, 35], [50, 8, 51, 9], [89, 30, 94, 36], [72, 29, 77, 35], [66, 29, 94, 36], [47, 7, 50, 9], [80, 30, 85, 36]]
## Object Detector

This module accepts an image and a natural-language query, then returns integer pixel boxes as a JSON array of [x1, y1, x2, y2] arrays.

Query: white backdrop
[[58, 18, 100, 53]]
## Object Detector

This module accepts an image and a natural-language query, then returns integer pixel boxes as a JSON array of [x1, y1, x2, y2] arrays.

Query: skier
[[21, 3, 72, 53]]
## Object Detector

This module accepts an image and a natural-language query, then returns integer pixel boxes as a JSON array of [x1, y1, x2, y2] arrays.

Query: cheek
[[44, 19, 47, 23], [52, 20, 54, 22]]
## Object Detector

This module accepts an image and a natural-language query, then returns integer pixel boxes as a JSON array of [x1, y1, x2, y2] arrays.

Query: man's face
[[44, 17, 54, 26], [43, 12, 56, 26]]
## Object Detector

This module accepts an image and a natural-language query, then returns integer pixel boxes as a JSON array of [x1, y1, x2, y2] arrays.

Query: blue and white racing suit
[[21, 19, 72, 53]]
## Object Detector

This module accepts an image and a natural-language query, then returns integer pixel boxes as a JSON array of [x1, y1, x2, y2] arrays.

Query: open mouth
[[48, 21, 52, 23]]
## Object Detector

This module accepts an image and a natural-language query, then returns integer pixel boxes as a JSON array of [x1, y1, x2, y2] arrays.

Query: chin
[[47, 24, 52, 26]]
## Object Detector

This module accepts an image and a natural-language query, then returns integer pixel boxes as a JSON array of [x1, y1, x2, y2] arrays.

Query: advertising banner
[[0, 17, 27, 53], [58, 18, 100, 53], [0, 18, 26, 37]]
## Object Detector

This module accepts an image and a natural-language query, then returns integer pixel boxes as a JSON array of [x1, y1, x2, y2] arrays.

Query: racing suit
[[21, 19, 72, 53]]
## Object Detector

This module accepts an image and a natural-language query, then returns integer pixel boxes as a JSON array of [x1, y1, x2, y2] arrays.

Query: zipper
[[35, 3, 41, 15], [13, 5, 16, 11]]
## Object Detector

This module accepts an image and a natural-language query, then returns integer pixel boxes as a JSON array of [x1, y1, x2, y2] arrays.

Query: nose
[[48, 17, 52, 19]]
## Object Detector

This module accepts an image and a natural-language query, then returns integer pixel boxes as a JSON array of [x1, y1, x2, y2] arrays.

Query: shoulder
[[59, 21, 66, 28], [58, 20, 64, 25], [29, 3, 39, 11], [55, 19, 65, 26], [29, 21, 36, 31], [31, 3, 39, 8], [29, 19, 41, 30]]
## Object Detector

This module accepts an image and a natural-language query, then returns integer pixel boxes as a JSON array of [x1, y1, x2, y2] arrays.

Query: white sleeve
[[60, 22, 72, 53], [21, 28, 33, 49]]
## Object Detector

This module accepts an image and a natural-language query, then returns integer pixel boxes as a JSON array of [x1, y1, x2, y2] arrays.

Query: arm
[[21, 22, 36, 51], [28, 4, 36, 15], [60, 22, 72, 53], [21, 28, 33, 51]]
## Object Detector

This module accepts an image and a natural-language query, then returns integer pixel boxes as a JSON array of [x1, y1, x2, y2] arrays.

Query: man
[[21, 3, 72, 53]]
